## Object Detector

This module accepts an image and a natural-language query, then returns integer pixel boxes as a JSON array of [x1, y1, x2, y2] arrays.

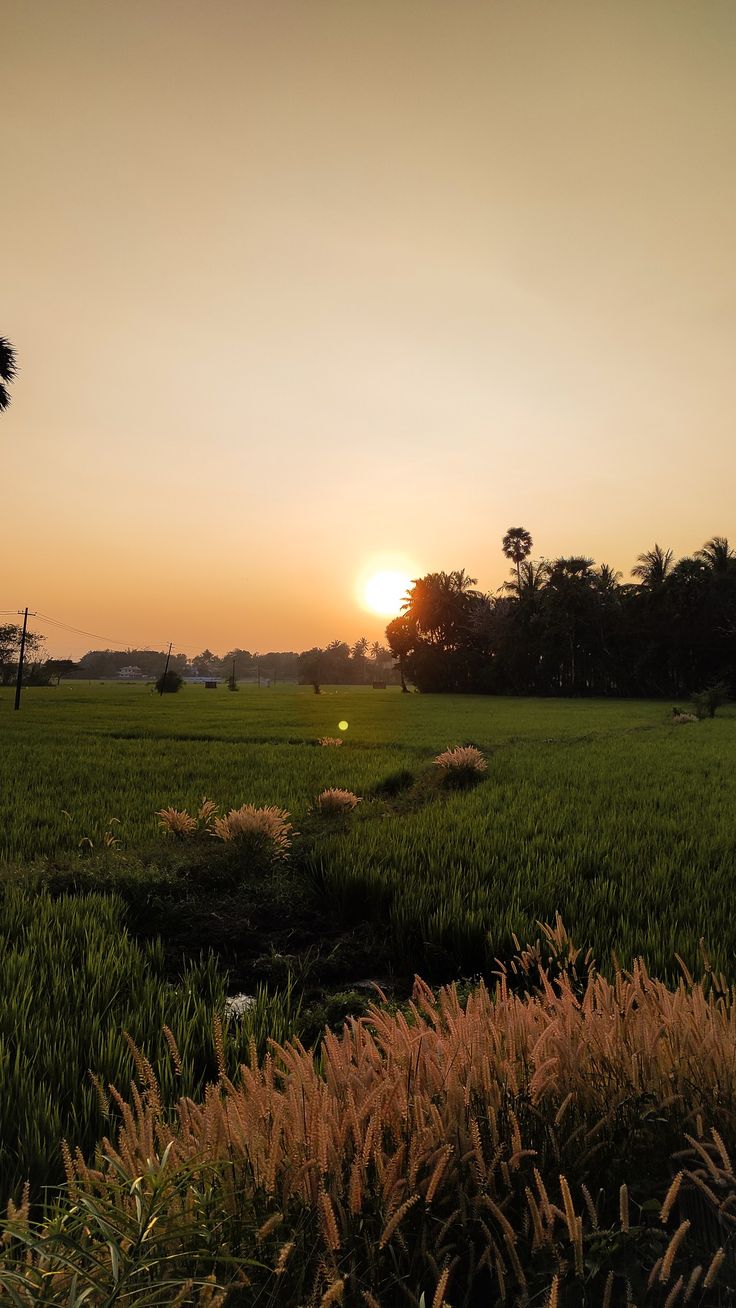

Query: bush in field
[[5, 929, 734, 1306], [434, 743, 487, 785], [155, 669, 183, 694], [315, 788, 361, 816], [692, 680, 729, 719], [212, 804, 292, 862]]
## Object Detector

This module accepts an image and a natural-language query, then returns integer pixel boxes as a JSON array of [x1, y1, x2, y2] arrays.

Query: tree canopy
[[0, 338, 17, 412], [387, 536, 736, 697]]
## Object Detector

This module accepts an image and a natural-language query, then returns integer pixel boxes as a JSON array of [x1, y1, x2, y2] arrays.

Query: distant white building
[[118, 665, 145, 680]]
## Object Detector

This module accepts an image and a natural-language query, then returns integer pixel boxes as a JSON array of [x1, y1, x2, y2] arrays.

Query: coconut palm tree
[[0, 338, 17, 413], [594, 563, 622, 594], [403, 571, 480, 642], [502, 527, 533, 591], [631, 544, 673, 589], [351, 636, 369, 682], [502, 558, 549, 598], [696, 536, 736, 573]]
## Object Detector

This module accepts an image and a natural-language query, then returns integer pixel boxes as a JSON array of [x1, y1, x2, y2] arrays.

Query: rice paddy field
[[3, 682, 736, 1302], [2, 681, 736, 977]]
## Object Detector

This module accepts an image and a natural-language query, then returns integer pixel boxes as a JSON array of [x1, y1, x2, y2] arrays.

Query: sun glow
[[362, 570, 413, 618]]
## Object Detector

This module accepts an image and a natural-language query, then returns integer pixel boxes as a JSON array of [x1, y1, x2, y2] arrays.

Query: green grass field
[[2, 683, 735, 977]]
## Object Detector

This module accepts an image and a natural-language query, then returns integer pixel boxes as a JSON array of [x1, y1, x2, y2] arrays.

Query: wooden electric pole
[[14, 608, 35, 711]]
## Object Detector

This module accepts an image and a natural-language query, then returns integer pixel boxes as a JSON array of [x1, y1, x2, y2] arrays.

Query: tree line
[[0, 630, 396, 687], [386, 530, 736, 697]]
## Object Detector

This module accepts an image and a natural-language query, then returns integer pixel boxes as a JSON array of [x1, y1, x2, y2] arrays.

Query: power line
[[33, 611, 177, 651]]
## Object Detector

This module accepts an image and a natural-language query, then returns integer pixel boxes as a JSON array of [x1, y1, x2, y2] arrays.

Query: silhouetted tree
[[0, 338, 17, 413], [0, 623, 45, 685], [632, 544, 673, 589], [502, 527, 533, 591], [351, 636, 369, 682], [385, 615, 414, 692], [389, 535, 735, 698], [696, 536, 736, 573]]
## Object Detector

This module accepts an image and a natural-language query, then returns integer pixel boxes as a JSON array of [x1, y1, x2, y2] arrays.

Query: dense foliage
[[387, 535, 736, 696]]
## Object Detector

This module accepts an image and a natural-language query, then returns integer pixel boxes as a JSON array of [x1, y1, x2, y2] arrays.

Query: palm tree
[[502, 558, 549, 598], [594, 563, 622, 594], [502, 527, 533, 591], [696, 536, 736, 573], [403, 571, 479, 643], [631, 544, 673, 589], [0, 338, 17, 413], [351, 636, 369, 682]]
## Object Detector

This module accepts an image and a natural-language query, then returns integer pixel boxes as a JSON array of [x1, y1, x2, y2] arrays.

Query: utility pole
[[158, 641, 173, 695], [14, 608, 35, 711]]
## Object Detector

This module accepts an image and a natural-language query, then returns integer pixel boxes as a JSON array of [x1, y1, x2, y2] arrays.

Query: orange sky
[[3, 0, 735, 658]]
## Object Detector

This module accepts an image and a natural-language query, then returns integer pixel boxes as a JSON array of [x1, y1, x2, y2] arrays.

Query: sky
[[2, 0, 735, 658]]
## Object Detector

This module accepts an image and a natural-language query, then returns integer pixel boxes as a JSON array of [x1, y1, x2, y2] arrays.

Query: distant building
[[118, 665, 145, 680]]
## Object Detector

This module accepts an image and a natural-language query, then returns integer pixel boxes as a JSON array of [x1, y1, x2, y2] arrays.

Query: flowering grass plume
[[157, 807, 198, 839], [318, 737, 343, 747], [197, 797, 219, 829], [433, 744, 487, 779], [22, 928, 735, 1306], [157, 798, 219, 839], [315, 789, 361, 816], [212, 804, 293, 860]]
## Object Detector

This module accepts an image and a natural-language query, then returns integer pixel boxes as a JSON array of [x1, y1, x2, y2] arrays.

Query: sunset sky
[[3, 0, 735, 659]]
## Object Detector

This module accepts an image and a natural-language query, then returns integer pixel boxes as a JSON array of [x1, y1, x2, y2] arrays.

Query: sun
[[362, 569, 413, 618]]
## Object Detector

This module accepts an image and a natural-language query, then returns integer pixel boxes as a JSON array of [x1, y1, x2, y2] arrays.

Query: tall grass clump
[[212, 804, 293, 861], [315, 789, 361, 816], [157, 797, 219, 838], [4, 932, 735, 1306], [434, 744, 487, 786], [0, 886, 300, 1209]]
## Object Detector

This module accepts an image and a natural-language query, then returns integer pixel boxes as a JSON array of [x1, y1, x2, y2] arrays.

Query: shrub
[[433, 744, 487, 784], [211, 805, 293, 861], [692, 681, 729, 719], [315, 789, 361, 816], [155, 670, 183, 694], [318, 737, 343, 747]]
